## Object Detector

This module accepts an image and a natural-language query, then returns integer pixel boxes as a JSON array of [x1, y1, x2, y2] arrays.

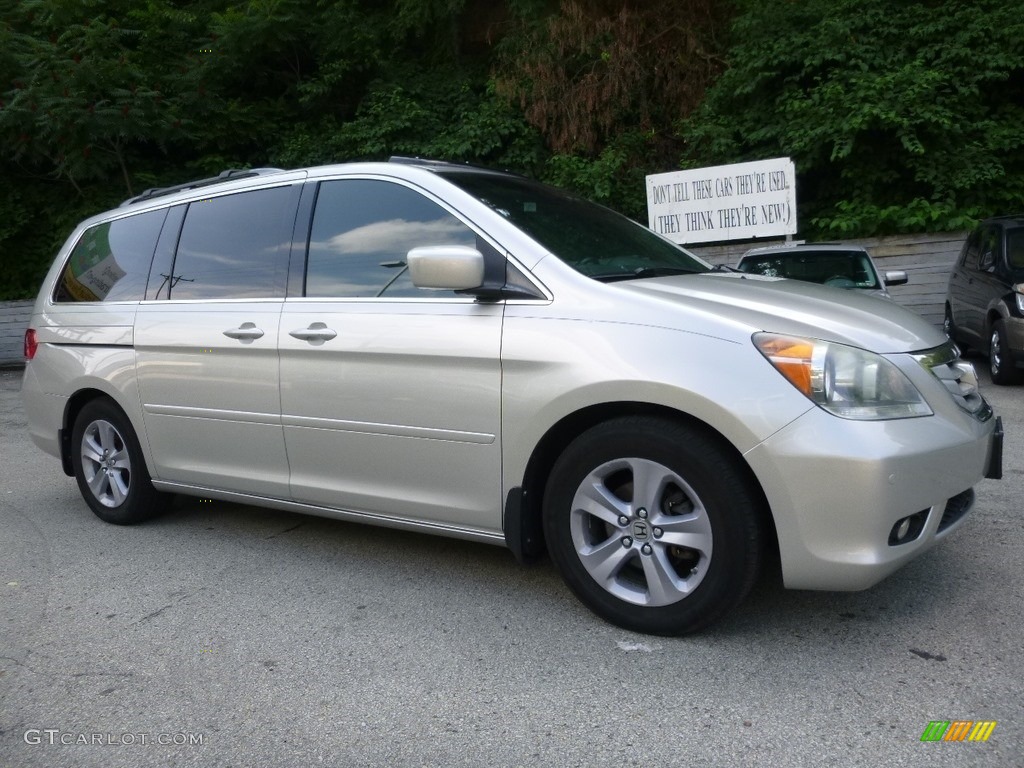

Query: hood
[[617, 272, 946, 354]]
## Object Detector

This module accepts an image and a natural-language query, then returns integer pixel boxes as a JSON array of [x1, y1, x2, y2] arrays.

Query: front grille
[[911, 342, 992, 421], [938, 488, 975, 533]]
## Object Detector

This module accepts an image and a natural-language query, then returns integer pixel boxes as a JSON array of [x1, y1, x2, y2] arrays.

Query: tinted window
[[306, 179, 478, 298], [977, 226, 1001, 271], [961, 229, 981, 270], [54, 209, 167, 302], [1007, 228, 1024, 275], [166, 186, 295, 300], [738, 250, 879, 289]]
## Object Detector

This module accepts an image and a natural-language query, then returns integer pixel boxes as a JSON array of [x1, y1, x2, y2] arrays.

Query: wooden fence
[[0, 231, 967, 365], [0, 301, 33, 366]]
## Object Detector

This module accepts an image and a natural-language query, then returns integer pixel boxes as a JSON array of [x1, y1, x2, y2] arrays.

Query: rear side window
[[53, 209, 167, 302], [961, 229, 981, 270], [977, 226, 1001, 271], [166, 186, 296, 300]]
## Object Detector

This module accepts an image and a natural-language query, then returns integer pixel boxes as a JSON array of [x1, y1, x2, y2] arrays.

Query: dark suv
[[945, 216, 1024, 384]]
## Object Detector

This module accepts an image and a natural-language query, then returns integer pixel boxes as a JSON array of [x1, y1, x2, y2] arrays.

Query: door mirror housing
[[407, 246, 485, 291], [883, 270, 908, 287]]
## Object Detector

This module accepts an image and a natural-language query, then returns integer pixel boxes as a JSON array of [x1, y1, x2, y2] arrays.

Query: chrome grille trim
[[911, 342, 992, 421]]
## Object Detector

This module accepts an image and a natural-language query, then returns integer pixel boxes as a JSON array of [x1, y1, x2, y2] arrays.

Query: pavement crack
[[134, 587, 207, 625], [266, 522, 305, 539], [909, 648, 947, 662], [137, 604, 173, 623]]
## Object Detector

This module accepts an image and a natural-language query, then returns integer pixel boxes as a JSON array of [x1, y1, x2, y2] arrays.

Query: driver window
[[1008, 229, 1024, 269], [305, 179, 479, 298]]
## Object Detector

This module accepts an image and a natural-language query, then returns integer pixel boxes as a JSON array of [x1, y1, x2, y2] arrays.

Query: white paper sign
[[646, 157, 797, 244]]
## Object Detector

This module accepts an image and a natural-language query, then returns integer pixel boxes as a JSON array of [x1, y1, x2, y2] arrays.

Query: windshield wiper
[[590, 266, 703, 282]]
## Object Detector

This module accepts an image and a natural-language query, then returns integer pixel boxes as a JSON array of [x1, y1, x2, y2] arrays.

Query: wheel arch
[[985, 296, 1014, 331], [60, 388, 140, 477], [505, 401, 779, 569]]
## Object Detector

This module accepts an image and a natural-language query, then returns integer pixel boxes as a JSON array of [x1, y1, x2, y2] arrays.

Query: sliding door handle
[[289, 323, 337, 342]]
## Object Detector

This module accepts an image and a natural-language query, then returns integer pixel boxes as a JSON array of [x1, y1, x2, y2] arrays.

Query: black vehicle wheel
[[71, 399, 171, 524], [943, 305, 962, 347], [543, 416, 765, 635], [989, 319, 1022, 385]]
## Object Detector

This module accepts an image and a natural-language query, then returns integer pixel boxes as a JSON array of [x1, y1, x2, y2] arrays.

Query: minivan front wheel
[[989, 319, 1022, 385], [71, 399, 169, 524], [543, 416, 764, 635]]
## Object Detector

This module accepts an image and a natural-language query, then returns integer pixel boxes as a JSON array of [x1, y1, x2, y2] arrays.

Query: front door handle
[[289, 322, 338, 343], [223, 322, 265, 341]]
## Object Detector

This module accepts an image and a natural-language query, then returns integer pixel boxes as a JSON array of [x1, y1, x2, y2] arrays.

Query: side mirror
[[883, 270, 908, 287], [407, 246, 484, 290], [979, 251, 996, 271]]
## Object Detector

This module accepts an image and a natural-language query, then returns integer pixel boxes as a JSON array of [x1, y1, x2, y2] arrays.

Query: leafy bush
[[681, 0, 1024, 237]]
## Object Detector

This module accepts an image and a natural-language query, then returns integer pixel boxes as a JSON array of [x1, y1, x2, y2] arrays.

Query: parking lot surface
[[1, 359, 1021, 767]]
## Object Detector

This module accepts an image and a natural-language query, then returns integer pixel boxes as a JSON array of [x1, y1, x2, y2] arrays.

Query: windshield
[[737, 250, 880, 289], [439, 171, 710, 280]]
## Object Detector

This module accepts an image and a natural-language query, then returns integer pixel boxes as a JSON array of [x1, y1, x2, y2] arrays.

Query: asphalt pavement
[[1, 357, 1021, 768]]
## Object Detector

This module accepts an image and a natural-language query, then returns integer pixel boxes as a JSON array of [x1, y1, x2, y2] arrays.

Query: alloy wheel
[[80, 419, 132, 508], [569, 457, 713, 606], [991, 328, 1003, 377]]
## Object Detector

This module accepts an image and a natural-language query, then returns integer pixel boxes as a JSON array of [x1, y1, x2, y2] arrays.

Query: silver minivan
[[22, 159, 1003, 635]]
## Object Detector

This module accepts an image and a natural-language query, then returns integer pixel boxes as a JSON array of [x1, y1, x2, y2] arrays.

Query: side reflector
[[24, 328, 38, 360]]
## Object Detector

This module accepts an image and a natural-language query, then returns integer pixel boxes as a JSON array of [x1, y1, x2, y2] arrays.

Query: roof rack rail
[[387, 156, 526, 177], [388, 156, 462, 168], [120, 167, 285, 207]]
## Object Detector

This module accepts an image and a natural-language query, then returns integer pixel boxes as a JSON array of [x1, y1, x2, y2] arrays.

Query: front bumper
[[744, 403, 999, 591]]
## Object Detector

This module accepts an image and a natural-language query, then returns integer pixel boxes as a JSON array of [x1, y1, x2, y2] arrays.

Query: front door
[[278, 178, 504, 532]]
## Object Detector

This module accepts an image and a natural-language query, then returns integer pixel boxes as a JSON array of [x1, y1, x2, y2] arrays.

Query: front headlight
[[753, 333, 933, 420]]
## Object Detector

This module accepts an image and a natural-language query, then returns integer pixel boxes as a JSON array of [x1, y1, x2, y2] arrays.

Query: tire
[[71, 399, 170, 524], [989, 319, 1022, 385], [543, 416, 765, 635], [943, 305, 962, 348]]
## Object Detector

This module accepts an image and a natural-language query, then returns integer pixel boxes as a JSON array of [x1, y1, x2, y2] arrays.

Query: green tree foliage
[[1, 0, 212, 193], [0, 0, 215, 298], [682, 0, 1024, 236], [0, 0, 543, 299], [4, 0, 1024, 299], [494, 0, 730, 215]]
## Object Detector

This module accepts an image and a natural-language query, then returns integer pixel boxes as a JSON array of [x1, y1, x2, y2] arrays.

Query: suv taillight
[[24, 328, 38, 360]]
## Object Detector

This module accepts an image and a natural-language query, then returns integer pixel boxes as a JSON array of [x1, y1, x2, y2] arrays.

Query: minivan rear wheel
[[543, 416, 764, 635], [71, 399, 170, 524]]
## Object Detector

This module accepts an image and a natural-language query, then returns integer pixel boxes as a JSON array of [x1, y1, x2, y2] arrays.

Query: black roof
[[982, 214, 1024, 227]]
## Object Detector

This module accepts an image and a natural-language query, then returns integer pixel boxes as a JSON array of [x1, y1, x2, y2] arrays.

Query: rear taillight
[[24, 328, 38, 360]]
